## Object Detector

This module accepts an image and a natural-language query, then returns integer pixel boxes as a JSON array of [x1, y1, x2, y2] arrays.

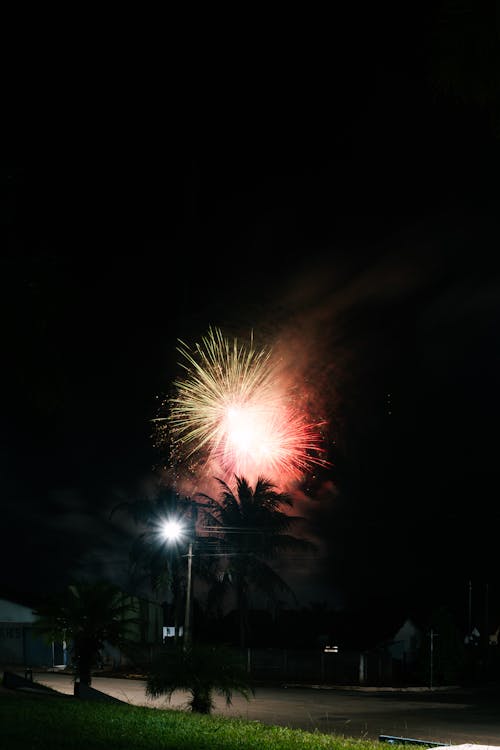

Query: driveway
[[7, 671, 500, 746]]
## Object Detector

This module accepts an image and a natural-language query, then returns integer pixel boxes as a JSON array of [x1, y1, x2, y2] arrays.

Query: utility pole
[[184, 541, 193, 650], [429, 628, 438, 690], [485, 582, 489, 646], [468, 579, 472, 636]]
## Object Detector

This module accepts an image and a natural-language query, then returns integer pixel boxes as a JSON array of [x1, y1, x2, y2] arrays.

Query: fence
[[2, 631, 398, 686], [124, 644, 396, 686]]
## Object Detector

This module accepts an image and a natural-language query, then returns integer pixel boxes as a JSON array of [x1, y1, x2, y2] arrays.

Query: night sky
[[2, 3, 500, 639]]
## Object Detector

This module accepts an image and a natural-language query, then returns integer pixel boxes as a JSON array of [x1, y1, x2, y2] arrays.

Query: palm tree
[[146, 642, 253, 714], [197, 475, 316, 647], [33, 581, 139, 688]]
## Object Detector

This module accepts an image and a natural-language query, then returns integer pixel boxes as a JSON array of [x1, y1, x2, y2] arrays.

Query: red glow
[[162, 328, 329, 489]]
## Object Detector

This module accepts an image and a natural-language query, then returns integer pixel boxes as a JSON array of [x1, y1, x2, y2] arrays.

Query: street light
[[161, 519, 193, 650]]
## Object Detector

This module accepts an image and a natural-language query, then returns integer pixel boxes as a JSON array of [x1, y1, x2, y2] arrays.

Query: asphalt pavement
[[6, 671, 498, 747]]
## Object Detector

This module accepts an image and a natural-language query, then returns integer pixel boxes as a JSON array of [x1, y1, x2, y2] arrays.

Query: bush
[[146, 642, 254, 714]]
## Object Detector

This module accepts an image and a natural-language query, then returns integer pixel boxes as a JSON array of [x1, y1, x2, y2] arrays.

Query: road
[[23, 672, 500, 746]]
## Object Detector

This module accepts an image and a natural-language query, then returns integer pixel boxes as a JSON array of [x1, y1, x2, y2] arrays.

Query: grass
[[0, 693, 409, 750]]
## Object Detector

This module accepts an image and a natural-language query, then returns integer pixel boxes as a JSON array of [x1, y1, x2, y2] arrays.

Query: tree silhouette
[[197, 475, 316, 647], [146, 642, 253, 714], [33, 581, 139, 687]]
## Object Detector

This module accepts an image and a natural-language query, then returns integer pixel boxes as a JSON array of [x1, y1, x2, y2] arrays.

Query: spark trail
[[158, 327, 329, 487]]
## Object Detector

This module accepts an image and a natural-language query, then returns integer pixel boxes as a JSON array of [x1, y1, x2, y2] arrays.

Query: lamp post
[[161, 519, 193, 650], [184, 540, 193, 649]]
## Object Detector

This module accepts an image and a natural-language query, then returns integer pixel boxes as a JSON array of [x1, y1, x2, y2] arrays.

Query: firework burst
[[157, 327, 329, 486]]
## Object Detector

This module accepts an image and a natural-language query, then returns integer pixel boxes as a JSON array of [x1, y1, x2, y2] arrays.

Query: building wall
[[0, 622, 25, 663], [0, 598, 43, 665]]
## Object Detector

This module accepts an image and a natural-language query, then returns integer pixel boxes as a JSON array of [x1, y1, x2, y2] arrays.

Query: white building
[[0, 597, 60, 666]]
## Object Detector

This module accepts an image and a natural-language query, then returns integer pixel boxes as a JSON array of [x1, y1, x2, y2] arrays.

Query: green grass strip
[[0, 694, 409, 750]]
